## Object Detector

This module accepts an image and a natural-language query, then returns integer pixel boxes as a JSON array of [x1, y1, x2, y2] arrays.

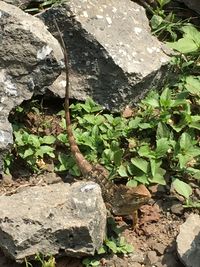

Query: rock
[[39, 0, 171, 111], [171, 202, 184, 215], [150, 242, 166, 256], [177, 214, 200, 267], [0, 182, 107, 262], [0, 1, 63, 173], [161, 252, 182, 267], [2, 0, 31, 9], [127, 250, 145, 263], [146, 251, 158, 265], [177, 0, 200, 15]]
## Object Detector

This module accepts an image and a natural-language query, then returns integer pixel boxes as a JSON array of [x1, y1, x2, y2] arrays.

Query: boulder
[[39, 0, 171, 111], [177, 214, 200, 267], [0, 1, 63, 172], [0, 182, 107, 262], [2, 0, 30, 8]]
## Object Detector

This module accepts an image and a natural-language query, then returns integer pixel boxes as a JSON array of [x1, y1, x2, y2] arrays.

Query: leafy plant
[[35, 253, 56, 267], [25, 254, 56, 267], [82, 258, 100, 267], [83, 218, 133, 266], [144, 0, 190, 41], [25, 0, 66, 14], [12, 125, 56, 172]]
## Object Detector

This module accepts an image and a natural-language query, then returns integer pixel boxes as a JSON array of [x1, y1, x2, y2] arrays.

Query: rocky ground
[[1, 171, 198, 267]]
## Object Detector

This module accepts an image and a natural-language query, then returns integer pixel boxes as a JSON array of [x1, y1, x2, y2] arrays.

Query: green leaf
[[150, 159, 166, 185], [160, 88, 172, 108], [97, 245, 107, 254], [57, 133, 68, 144], [167, 38, 198, 53], [131, 157, 149, 173], [172, 178, 192, 199], [177, 154, 191, 169], [36, 146, 55, 158], [40, 135, 56, 145], [184, 76, 200, 97], [135, 174, 149, 184], [23, 148, 34, 158], [82, 258, 100, 267], [150, 15, 163, 30], [138, 144, 155, 159], [187, 168, 200, 180], [113, 149, 123, 166], [105, 239, 117, 253], [28, 134, 40, 148], [156, 122, 170, 139], [139, 123, 152, 129], [142, 91, 160, 108], [155, 138, 170, 158], [118, 165, 128, 177], [179, 132, 192, 151], [126, 179, 138, 187], [181, 25, 200, 46], [128, 117, 142, 129]]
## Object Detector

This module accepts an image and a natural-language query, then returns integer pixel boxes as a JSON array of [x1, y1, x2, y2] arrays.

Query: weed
[[25, 0, 66, 14]]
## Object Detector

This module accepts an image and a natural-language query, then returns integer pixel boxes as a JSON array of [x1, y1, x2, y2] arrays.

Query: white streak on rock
[[37, 45, 52, 60]]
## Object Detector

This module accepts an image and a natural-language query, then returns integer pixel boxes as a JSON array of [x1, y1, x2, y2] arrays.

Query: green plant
[[146, 0, 190, 41], [82, 258, 100, 267], [24, 254, 56, 267], [82, 218, 133, 266], [25, 0, 66, 14], [12, 124, 56, 172], [35, 253, 56, 267]]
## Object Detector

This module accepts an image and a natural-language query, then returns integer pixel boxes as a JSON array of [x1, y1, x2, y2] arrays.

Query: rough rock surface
[[0, 1, 63, 172], [2, 0, 31, 9], [177, 0, 200, 15], [0, 181, 107, 262], [177, 214, 200, 267], [39, 0, 171, 111]]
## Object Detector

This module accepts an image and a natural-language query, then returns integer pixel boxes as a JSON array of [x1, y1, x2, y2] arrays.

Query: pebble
[[146, 251, 158, 265], [170, 203, 184, 215]]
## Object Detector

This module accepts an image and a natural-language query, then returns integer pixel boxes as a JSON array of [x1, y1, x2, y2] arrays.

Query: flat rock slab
[[177, 214, 200, 267], [0, 182, 107, 262], [40, 0, 171, 111]]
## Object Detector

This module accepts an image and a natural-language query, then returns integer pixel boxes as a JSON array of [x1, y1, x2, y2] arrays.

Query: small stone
[[128, 251, 145, 263], [128, 263, 142, 267], [170, 203, 184, 215], [151, 242, 166, 256], [146, 251, 158, 265]]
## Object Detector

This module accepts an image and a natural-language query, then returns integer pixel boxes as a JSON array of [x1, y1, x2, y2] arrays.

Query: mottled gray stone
[[0, 1, 63, 172], [177, 214, 200, 267], [0, 182, 107, 262], [2, 0, 31, 8], [39, 0, 171, 111], [177, 0, 200, 15]]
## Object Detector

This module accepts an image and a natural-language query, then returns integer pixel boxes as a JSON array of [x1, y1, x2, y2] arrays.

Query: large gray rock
[[0, 1, 63, 172], [2, 0, 31, 8], [0, 182, 107, 262], [39, 0, 171, 111], [177, 214, 200, 267]]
